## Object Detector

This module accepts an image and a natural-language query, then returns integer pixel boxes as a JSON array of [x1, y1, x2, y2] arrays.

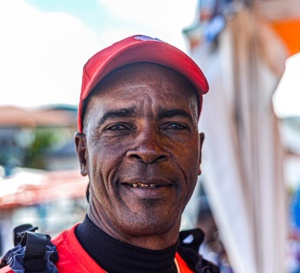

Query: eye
[[165, 123, 187, 130], [106, 123, 130, 131]]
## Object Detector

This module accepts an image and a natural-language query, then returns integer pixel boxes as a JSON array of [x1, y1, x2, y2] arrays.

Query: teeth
[[130, 183, 158, 188]]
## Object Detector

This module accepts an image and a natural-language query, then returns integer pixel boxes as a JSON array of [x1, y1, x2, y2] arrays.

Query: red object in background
[[0, 169, 88, 209]]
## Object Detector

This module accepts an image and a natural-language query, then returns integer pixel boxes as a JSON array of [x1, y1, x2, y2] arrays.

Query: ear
[[198, 133, 205, 176], [75, 132, 88, 176]]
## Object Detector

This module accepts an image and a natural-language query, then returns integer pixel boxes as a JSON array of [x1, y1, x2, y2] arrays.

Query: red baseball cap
[[78, 34, 209, 132]]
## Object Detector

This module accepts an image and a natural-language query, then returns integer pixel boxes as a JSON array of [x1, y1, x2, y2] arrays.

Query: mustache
[[116, 163, 179, 183]]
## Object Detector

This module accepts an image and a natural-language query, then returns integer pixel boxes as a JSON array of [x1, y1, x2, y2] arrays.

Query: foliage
[[23, 127, 62, 169]]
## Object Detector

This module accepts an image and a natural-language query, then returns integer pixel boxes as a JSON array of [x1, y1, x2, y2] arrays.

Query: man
[[0, 35, 218, 273]]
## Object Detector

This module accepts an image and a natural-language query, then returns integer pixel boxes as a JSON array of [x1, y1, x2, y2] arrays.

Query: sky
[[0, 0, 198, 109], [0, 0, 299, 117]]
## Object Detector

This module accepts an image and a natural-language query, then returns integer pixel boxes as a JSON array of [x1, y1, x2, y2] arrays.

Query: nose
[[126, 130, 169, 164]]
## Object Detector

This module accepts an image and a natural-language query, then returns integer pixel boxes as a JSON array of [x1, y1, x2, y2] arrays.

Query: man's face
[[76, 63, 203, 244]]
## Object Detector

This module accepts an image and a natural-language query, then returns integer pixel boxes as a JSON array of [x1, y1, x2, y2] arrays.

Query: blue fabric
[[2, 245, 26, 273], [290, 187, 300, 229], [1, 242, 58, 273]]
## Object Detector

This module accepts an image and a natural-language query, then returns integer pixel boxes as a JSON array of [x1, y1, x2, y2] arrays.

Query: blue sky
[[0, 0, 198, 108]]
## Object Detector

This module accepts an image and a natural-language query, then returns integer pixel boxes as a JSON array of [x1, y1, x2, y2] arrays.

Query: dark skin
[[75, 63, 204, 250]]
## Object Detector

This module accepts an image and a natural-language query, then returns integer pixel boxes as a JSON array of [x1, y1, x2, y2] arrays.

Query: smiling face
[[75, 63, 204, 249]]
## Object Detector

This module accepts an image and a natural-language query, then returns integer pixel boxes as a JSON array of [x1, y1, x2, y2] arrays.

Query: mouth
[[125, 182, 166, 189], [120, 180, 175, 199]]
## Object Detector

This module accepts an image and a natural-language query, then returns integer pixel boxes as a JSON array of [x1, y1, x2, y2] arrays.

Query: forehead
[[93, 62, 197, 99], [85, 63, 199, 118]]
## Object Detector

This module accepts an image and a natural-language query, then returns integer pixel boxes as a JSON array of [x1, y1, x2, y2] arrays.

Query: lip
[[120, 179, 175, 198], [121, 178, 174, 187]]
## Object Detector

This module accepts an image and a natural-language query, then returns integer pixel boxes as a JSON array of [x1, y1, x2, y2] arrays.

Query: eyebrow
[[97, 107, 194, 127], [157, 108, 193, 122], [97, 108, 136, 127]]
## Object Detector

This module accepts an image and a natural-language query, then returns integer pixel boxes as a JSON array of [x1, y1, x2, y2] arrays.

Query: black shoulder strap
[[178, 229, 220, 273], [21, 231, 58, 273], [0, 224, 58, 273]]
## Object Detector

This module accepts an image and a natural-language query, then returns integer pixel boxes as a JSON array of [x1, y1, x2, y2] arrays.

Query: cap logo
[[134, 35, 162, 42]]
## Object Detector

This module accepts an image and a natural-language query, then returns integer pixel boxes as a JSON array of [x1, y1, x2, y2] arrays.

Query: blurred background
[[1, 0, 300, 272]]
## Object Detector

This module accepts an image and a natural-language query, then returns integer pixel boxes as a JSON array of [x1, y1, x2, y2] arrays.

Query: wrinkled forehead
[[86, 63, 199, 108]]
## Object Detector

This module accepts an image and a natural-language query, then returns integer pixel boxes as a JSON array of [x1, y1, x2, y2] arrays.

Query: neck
[[76, 215, 178, 273], [87, 204, 181, 250]]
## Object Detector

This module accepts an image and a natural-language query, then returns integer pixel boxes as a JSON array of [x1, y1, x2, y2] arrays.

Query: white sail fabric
[[192, 8, 288, 273]]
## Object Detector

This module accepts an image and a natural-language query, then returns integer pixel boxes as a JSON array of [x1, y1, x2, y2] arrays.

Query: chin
[[118, 213, 180, 237]]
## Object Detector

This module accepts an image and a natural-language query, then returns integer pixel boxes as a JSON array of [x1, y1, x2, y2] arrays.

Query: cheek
[[87, 143, 123, 207], [87, 138, 128, 182], [178, 140, 200, 193], [178, 137, 200, 169]]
